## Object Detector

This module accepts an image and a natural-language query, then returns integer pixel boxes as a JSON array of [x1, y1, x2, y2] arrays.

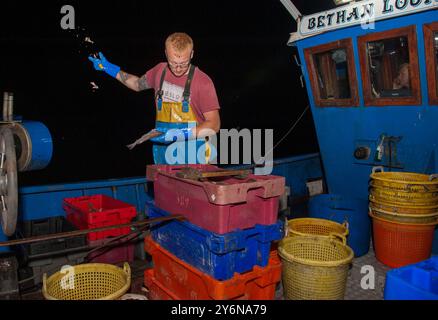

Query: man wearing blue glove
[[88, 32, 220, 164]]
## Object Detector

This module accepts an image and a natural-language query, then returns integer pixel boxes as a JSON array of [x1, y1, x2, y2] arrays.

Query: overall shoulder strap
[[182, 65, 196, 112], [156, 66, 167, 100], [155, 66, 167, 111]]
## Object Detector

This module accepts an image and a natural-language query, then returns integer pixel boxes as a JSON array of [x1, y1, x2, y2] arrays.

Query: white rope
[[255, 105, 310, 164]]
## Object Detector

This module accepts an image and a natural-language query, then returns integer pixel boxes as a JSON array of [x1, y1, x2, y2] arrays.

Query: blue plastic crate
[[384, 256, 438, 300], [147, 201, 284, 281]]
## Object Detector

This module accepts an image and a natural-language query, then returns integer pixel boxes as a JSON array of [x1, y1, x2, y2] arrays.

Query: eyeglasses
[[167, 60, 191, 68]]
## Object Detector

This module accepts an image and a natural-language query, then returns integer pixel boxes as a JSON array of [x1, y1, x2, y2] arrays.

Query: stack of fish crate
[[144, 164, 285, 300], [63, 195, 137, 264]]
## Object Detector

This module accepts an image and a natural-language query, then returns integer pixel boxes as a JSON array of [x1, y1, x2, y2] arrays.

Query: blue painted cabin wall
[[295, 10, 438, 200], [271, 153, 323, 196]]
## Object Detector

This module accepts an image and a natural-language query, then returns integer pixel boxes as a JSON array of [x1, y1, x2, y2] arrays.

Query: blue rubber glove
[[88, 52, 121, 78], [150, 128, 195, 144]]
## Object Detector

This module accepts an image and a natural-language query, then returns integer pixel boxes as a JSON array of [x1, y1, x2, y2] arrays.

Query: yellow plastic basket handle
[[123, 262, 131, 278], [372, 166, 385, 174], [328, 232, 347, 245], [284, 217, 289, 237], [342, 221, 349, 231], [42, 273, 47, 294]]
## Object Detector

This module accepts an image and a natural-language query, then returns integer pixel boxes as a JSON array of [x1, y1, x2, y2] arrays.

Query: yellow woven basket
[[369, 206, 438, 225], [369, 180, 438, 193], [369, 187, 438, 205], [369, 196, 438, 214], [42, 263, 131, 300], [278, 235, 354, 300], [370, 167, 438, 192], [369, 193, 438, 207], [286, 217, 349, 238]]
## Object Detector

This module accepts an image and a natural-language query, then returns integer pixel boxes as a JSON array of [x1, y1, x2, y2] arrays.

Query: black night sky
[[1, 0, 334, 186]]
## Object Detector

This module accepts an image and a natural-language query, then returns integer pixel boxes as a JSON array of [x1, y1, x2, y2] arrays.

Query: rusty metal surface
[[175, 167, 252, 180]]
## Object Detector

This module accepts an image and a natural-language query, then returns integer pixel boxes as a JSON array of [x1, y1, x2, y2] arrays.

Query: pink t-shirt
[[145, 62, 220, 123]]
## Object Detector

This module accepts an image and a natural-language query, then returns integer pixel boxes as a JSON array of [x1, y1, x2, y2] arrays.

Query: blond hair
[[165, 32, 193, 52]]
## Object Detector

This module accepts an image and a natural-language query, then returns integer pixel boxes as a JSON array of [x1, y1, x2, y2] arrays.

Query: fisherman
[[392, 63, 410, 91], [374, 62, 411, 98], [88, 32, 221, 164]]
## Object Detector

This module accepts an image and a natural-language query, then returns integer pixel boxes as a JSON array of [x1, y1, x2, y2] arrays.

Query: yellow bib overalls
[[150, 65, 211, 164]]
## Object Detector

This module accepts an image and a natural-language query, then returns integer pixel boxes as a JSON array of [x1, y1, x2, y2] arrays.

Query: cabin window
[[314, 49, 351, 99], [304, 39, 359, 107], [424, 22, 438, 105], [358, 26, 421, 106]]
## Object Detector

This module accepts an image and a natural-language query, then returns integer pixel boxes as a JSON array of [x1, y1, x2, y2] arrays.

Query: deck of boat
[[20, 242, 396, 301]]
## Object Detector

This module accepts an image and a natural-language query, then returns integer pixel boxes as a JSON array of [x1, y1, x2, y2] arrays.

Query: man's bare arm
[[193, 110, 221, 138], [116, 71, 150, 92]]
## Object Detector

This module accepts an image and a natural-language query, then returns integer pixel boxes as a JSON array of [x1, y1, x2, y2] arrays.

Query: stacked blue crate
[[146, 201, 284, 281]]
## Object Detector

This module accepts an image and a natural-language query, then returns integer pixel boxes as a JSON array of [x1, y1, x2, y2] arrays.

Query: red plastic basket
[[370, 211, 436, 268], [147, 164, 285, 234], [144, 237, 281, 300], [63, 195, 136, 241]]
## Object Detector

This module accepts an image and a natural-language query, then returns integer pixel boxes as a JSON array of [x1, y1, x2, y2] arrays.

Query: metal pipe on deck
[[7, 92, 13, 121], [0, 214, 185, 247], [3, 92, 8, 121]]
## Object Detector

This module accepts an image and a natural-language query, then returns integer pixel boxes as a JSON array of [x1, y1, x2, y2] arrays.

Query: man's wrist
[[105, 64, 121, 78]]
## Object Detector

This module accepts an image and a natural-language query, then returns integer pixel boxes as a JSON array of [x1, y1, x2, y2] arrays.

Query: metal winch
[[0, 92, 53, 236]]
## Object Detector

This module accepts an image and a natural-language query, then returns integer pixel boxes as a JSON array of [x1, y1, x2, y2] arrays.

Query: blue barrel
[[308, 194, 371, 257], [12, 121, 53, 171], [21, 121, 53, 171]]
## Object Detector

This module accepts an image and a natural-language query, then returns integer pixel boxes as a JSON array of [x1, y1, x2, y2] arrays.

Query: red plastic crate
[[144, 269, 179, 300], [144, 269, 251, 300], [144, 237, 281, 300], [147, 164, 285, 234], [63, 195, 136, 241], [87, 236, 135, 264]]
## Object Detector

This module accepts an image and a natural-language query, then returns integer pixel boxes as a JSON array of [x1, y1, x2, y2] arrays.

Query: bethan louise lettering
[[307, 0, 433, 30]]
